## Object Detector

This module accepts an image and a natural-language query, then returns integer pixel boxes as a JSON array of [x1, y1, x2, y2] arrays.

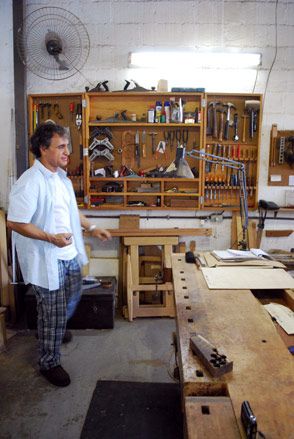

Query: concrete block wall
[[1, 0, 293, 260], [0, 1, 16, 211]]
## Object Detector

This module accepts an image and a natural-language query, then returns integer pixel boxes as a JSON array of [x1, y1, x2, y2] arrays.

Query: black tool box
[[25, 277, 117, 330]]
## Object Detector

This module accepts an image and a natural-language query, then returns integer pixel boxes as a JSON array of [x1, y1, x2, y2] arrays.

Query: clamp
[[155, 141, 166, 159], [89, 148, 114, 161], [89, 137, 114, 151]]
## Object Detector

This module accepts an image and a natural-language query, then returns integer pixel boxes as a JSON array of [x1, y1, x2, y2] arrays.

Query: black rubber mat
[[80, 380, 183, 439]]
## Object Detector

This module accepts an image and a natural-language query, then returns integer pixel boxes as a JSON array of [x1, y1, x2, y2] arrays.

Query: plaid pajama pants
[[32, 256, 82, 370]]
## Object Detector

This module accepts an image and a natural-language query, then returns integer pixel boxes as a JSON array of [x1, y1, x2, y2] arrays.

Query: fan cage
[[17, 7, 90, 80]]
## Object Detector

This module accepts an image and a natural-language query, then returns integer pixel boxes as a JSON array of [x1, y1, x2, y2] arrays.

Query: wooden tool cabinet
[[204, 93, 262, 210], [28, 91, 262, 212], [28, 93, 85, 207]]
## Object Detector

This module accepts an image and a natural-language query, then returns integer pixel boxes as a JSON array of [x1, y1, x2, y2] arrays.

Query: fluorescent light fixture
[[130, 51, 261, 69]]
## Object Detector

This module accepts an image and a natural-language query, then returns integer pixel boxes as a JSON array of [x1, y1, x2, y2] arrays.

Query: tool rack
[[84, 92, 205, 210], [28, 91, 262, 211], [204, 93, 262, 210], [268, 123, 294, 186], [28, 93, 85, 206]]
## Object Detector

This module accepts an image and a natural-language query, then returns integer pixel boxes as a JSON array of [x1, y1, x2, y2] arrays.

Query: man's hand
[[91, 228, 112, 241], [48, 233, 73, 248]]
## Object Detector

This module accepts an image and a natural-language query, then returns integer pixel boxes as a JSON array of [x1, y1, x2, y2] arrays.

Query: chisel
[[142, 130, 146, 158]]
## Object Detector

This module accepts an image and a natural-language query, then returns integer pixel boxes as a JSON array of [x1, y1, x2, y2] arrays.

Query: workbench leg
[[127, 254, 133, 322]]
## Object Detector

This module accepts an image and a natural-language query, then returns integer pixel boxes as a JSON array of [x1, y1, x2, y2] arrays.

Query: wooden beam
[[265, 230, 293, 237], [124, 236, 178, 246], [94, 228, 213, 237]]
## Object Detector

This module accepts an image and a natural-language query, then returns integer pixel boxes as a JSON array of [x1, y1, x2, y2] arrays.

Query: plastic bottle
[[147, 106, 155, 123], [160, 104, 166, 123], [164, 101, 170, 123], [155, 101, 162, 123], [178, 98, 184, 123]]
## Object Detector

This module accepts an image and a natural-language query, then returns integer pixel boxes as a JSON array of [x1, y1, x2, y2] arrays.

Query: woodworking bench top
[[172, 254, 294, 439]]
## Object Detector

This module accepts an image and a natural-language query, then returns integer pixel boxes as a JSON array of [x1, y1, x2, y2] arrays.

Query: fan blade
[[54, 54, 69, 71]]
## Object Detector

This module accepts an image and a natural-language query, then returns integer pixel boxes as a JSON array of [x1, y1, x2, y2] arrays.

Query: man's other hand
[[91, 228, 112, 242]]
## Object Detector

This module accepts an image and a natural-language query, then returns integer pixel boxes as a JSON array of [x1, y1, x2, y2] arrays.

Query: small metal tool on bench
[[190, 334, 233, 377]]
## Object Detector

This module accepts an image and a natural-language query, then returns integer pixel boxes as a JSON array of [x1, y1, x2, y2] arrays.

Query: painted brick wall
[[0, 0, 16, 211], [2, 0, 294, 253]]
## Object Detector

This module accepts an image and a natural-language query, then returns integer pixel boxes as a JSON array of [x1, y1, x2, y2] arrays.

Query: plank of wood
[[201, 267, 294, 289], [265, 229, 293, 237], [185, 397, 241, 439], [119, 214, 140, 229], [172, 254, 294, 438], [247, 220, 257, 248], [108, 228, 212, 237], [124, 236, 178, 246]]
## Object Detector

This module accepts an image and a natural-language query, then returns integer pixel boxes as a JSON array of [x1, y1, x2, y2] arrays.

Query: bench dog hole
[[201, 406, 210, 415]]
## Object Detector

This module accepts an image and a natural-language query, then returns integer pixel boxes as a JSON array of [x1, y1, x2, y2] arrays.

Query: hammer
[[245, 100, 260, 138], [209, 102, 221, 139], [223, 103, 236, 140], [217, 108, 226, 142]]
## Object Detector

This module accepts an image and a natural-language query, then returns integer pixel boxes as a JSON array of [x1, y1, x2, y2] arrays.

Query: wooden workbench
[[172, 254, 294, 439]]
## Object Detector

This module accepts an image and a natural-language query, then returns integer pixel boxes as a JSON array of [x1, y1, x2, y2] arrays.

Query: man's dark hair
[[30, 123, 66, 158]]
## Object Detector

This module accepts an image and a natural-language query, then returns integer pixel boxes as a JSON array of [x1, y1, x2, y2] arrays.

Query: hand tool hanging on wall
[[270, 124, 277, 167], [206, 105, 213, 136], [148, 132, 158, 155], [209, 101, 221, 138], [233, 113, 239, 141], [53, 103, 63, 119], [142, 130, 146, 158], [217, 108, 226, 142], [223, 102, 236, 140], [245, 100, 260, 139], [241, 113, 249, 143], [155, 140, 166, 159], [76, 103, 82, 129], [135, 130, 140, 166], [69, 102, 75, 122]]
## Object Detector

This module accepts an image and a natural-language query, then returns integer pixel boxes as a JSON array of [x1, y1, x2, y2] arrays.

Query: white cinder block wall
[[0, 1, 16, 211], [1, 0, 293, 275]]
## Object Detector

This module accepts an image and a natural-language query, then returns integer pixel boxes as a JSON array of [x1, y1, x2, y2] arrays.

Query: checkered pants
[[32, 256, 82, 370]]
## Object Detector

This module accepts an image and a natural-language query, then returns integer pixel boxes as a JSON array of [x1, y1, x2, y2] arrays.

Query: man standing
[[7, 123, 111, 387]]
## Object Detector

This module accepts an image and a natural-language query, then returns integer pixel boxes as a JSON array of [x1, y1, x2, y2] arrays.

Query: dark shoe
[[35, 330, 73, 344], [40, 365, 71, 387]]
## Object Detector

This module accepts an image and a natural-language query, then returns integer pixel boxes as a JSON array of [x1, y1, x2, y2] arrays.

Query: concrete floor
[[0, 316, 176, 439]]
